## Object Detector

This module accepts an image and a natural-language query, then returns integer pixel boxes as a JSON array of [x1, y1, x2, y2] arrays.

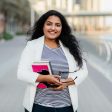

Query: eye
[[46, 22, 52, 26], [46, 21, 52, 26], [56, 24, 62, 27]]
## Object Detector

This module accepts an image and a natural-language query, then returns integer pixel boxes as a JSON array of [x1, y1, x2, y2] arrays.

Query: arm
[[17, 41, 39, 86], [35, 75, 62, 86]]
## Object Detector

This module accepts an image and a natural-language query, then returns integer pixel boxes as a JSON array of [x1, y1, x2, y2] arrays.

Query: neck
[[44, 38, 59, 49]]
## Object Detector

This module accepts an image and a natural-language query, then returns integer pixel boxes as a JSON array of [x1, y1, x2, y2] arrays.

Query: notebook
[[32, 60, 52, 89]]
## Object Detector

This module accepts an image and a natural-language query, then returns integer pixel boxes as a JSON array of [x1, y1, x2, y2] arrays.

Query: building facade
[[30, 0, 112, 32]]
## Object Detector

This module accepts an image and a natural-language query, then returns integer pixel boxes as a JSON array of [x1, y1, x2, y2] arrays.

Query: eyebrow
[[46, 21, 61, 25]]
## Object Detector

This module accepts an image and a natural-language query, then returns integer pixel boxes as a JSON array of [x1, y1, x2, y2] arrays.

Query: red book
[[32, 60, 52, 89]]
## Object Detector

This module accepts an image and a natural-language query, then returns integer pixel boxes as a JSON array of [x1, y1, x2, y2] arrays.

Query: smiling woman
[[17, 10, 88, 112], [43, 16, 62, 40], [43, 15, 62, 48]]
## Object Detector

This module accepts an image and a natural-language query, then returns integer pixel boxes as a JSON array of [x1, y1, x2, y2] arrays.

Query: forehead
[[45, 15, 61, 23]]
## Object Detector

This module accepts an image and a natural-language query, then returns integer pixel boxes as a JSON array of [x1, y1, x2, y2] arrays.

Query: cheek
[[57, 27, 62, 32], [58, 28, 62, 34], [43, 26, 48, 34]]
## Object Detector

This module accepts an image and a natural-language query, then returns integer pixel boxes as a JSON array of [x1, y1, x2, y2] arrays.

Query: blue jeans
[[25, 104, 77, 112]]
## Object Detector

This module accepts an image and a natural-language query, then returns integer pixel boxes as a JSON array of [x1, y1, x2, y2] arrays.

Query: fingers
[[60, 79, 67, 83], [54, 79, 62, 85], [51, 83, 67, 91], [53, 75, 61, 81], [52, 86, 62, 91], [53, 75, 61, 85], [46, 75, 62, 85]]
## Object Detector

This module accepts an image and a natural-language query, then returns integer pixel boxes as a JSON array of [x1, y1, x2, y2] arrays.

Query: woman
[[17, 10, 88, 112]]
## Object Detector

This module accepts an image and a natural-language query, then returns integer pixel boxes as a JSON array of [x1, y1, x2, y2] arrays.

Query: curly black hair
[[28, 10, 83, 68]]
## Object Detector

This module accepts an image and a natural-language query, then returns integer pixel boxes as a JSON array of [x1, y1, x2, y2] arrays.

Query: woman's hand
[[52, 82, 68, 91], [60, 78, 74, 83], [46, 75, 62, 85], [51, 78, 75, 91], [36, 75, 62, 86]]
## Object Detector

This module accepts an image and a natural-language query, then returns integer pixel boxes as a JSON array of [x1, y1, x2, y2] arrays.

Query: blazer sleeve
[[17, 41, 39, 86], [69, 60, 88, 86]]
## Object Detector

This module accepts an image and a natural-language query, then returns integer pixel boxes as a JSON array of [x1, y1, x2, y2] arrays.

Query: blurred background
[[0, 0, 112, 112]]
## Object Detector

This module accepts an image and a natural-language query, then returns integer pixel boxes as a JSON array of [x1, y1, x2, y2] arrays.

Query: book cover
[[32, 60, 52, 89]]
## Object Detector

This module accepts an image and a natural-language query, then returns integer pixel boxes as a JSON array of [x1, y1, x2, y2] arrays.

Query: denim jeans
[[25, 104, 77, 112]]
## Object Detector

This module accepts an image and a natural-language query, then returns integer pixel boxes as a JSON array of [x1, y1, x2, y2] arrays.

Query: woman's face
[[43, 15, 62, 40]]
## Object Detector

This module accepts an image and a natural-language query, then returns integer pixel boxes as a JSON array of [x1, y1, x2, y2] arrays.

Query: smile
[[48, 31, 57, 34]]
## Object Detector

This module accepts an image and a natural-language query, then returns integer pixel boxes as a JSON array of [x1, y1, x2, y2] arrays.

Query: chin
[[48, 36, 58, 40]]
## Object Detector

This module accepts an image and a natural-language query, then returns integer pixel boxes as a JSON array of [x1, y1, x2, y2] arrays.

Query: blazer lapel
[[33, 35, 45, 61], [59, 41, 78, 76]]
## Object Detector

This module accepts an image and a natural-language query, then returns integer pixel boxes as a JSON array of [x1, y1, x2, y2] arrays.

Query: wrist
[[36, 75, 49, 82]]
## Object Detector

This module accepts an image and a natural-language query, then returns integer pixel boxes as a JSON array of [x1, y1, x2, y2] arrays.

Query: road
[[0, 35, 112, 112]]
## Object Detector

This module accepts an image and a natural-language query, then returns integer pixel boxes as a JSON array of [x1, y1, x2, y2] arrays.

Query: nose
[[51, 25, 55, 30]]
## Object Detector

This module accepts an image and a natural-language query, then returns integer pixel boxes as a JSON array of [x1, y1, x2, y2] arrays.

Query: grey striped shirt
[[34, 44, 72, 107]]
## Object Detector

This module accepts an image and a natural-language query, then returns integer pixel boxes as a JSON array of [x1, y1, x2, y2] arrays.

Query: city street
[[0, 35, 112, 112]]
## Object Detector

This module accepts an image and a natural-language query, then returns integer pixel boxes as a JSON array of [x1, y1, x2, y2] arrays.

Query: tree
[[0, 0, 31, 34]]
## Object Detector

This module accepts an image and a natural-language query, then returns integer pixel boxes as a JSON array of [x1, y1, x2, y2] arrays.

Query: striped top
[[34, 44, 72, 107]]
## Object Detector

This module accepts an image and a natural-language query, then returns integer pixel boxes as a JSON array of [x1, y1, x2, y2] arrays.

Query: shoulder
[[27, 35, 44, 47]]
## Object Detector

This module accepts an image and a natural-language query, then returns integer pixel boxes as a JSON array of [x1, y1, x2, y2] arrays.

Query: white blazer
[[17, 35, 88, 112]]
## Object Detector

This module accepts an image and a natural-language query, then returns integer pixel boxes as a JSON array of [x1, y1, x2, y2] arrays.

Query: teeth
[[49, 32, 55, 34]]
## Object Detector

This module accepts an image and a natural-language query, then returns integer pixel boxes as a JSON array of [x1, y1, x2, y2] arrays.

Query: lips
[[48, 31, 57, 35]]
